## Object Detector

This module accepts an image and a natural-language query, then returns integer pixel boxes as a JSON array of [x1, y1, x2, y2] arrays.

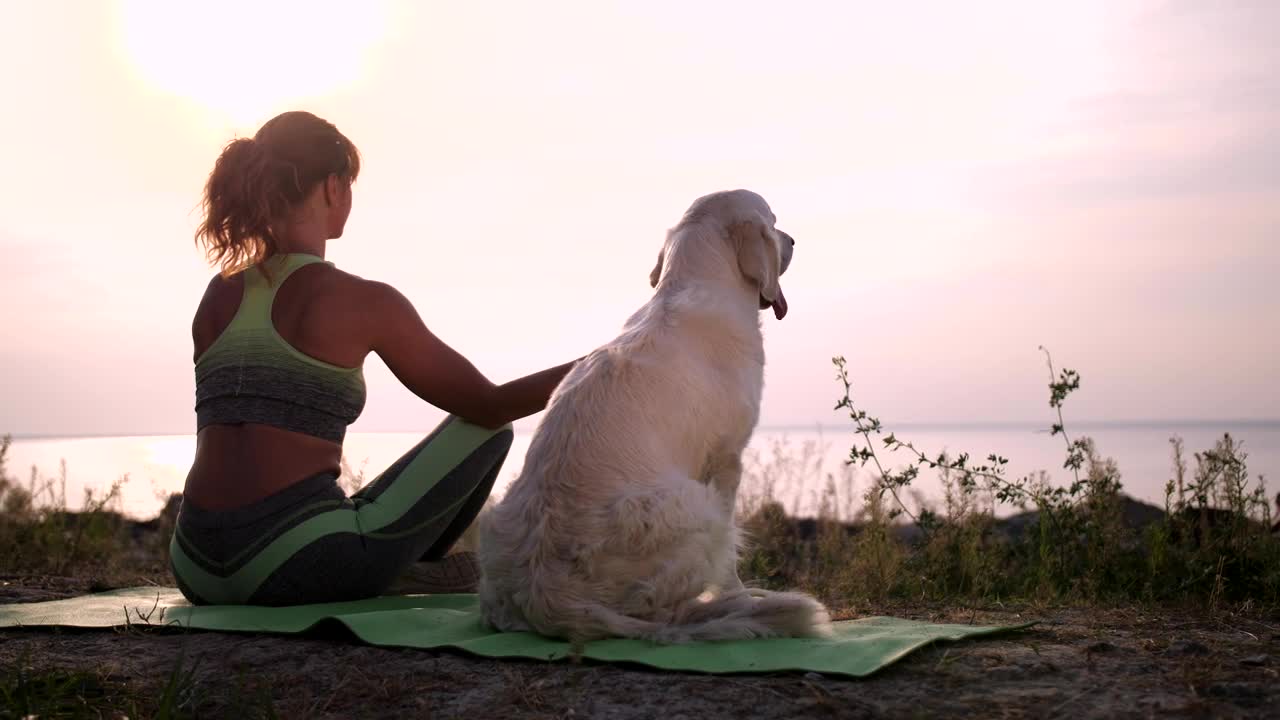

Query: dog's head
[[649, 189, 795, 319]]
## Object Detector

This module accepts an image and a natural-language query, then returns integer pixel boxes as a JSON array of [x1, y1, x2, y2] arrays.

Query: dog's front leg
[[700, 453, 744, 512], [702, 452, 749, 593]]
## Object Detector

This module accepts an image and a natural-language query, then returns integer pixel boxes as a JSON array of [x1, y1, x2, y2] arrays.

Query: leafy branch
[[832, 346, 1097, 534]]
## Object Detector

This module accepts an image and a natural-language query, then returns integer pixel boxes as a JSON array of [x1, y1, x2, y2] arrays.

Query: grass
[[1, 659, 139, 720], [1, 643, 280, 720], [0, 437, 140, 580], [737, 349, 1279, 611]]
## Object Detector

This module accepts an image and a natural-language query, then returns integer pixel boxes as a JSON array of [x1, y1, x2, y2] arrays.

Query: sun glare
[[144, 436, 196, 473], [114, 0, 390, 128]]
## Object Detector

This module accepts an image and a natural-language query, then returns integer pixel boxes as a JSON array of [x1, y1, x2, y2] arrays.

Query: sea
[[6, 422, 1278, 521]]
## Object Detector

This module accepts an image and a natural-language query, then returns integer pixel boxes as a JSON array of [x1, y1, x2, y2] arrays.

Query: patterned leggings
[[169, 416, 512, 605]]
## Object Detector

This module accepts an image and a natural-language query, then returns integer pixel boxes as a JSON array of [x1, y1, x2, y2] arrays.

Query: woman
[[171, 110, 580, 606]]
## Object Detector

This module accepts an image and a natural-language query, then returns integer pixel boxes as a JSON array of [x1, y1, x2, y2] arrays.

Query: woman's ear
[[323, 174, 342, 207], [729, 219, 780, 302]]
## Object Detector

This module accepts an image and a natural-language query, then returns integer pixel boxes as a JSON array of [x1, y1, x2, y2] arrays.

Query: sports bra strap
[[226, 254, 330, 332]]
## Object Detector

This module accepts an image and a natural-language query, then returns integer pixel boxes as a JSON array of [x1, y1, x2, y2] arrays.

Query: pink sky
[[2, 0, 1277, 437]]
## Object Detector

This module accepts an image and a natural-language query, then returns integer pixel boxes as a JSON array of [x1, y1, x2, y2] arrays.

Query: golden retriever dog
[[477, 189, 831, 644]]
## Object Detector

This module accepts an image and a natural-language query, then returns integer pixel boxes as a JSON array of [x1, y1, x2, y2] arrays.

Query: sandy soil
[[2, 575, 1277, 719]]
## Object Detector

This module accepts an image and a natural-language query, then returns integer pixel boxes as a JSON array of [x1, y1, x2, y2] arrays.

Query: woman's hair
[[194, 111, 360, 276]]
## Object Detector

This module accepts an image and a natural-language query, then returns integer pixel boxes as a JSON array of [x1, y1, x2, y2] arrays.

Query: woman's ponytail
[[193, 111, 360, 277]]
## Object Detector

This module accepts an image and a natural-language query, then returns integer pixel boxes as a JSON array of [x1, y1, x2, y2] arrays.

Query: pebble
[[1239, 655, 1268, 667], [986, 665, 1030, 681]]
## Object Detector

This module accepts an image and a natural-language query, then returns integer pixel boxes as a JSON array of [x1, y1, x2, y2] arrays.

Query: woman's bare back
[[185, 262, 371, 510]]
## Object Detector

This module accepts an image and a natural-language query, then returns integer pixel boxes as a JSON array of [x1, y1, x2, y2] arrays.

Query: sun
[[114, 0, 390, 128]]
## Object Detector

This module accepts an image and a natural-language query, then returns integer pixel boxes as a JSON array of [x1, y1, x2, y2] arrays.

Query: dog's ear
[[730, 219, 781, 303], [650, 228, 676, 288], [649, 247, 664, 288]]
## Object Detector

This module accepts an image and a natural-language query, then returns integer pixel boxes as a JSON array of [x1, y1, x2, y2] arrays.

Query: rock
[[1239, 655, 1268, 667], [1164, 640, 1209, 656], [1205, 681, 1266, 707]]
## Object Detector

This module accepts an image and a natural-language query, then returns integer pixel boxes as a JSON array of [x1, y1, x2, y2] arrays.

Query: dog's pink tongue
[[772, 286, 788, 320]]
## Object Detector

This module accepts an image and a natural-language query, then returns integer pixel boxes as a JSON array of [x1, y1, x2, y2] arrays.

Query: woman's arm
[[481, 359, 582, 425], [362, 280, 581, 429]]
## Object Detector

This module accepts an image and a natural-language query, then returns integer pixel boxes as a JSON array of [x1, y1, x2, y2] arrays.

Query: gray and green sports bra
[[194, 253, 367, 444]]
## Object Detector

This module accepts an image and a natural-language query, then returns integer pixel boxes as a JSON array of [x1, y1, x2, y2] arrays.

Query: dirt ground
[[2, 575, 1278, 719]]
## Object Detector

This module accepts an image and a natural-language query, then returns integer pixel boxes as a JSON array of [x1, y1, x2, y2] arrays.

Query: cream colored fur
[[477, 189, 831, 644]]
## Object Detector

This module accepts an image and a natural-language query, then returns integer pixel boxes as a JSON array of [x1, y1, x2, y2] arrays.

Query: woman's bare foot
[[387, 551, 481, 594]]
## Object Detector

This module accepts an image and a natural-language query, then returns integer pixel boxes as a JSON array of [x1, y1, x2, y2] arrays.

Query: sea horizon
[[9, 417, 1280, 442], [7, 420, 1278, 522]]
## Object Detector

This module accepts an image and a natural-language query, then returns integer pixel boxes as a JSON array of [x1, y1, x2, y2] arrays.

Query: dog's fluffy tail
[[571, 588, 832, 645]]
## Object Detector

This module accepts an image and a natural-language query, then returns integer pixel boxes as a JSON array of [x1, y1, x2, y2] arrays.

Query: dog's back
[[477, 190, 830, 643], [477, 311, 712, 635]]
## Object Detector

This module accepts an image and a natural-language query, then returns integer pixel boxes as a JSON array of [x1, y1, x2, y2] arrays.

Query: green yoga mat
[[0, 588, 1033, 679]]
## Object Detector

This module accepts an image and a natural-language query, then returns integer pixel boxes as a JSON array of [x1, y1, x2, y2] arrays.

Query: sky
[[1, 0, 1277, 438]]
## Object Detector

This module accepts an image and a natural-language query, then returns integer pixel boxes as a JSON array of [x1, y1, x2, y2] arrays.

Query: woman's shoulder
[[317, 265, 411, 307], [294, 264, 420, 328], [308, 263, 388, 303], [198, 271, 243, 306]]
